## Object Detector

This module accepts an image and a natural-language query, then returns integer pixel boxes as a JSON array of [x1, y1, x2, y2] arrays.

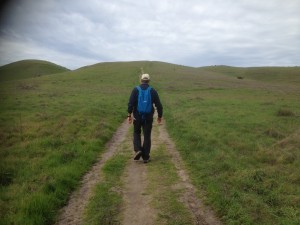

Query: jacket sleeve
[[152, 89, 163, 118], [128, 87, 138, 114]]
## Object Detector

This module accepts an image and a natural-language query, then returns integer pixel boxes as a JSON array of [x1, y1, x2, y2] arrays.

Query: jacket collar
[[140, 83, 149, 89]]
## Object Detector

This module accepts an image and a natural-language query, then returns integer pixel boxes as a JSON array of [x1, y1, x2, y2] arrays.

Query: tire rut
[[121, 123, 159, 225], [56, 120, 129, 225], [122, 159, 156, 225]]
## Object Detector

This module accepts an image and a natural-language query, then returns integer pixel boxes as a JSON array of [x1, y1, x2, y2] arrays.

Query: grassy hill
[[202, 65, 300, 84], [0, 60, 299, 225], [0, 60, 70, 82]]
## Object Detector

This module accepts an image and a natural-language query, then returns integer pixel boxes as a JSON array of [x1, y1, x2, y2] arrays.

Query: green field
[[0, 61, 139, 224], [0, 60, 299, 224]]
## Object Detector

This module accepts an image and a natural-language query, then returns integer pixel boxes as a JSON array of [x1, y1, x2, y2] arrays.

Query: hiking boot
[[134, 151, 142, 160], [143, 158, 151, 164]]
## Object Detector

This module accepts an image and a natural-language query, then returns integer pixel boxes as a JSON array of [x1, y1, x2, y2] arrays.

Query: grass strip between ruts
[[147, 139, 195, 225], [83, 152, 129, 225]]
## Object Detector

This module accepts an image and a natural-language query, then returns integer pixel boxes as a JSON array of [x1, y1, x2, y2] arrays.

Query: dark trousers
[[133, 118, 153, 160]]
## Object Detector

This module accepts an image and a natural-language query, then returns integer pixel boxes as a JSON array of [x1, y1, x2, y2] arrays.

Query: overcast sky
[[0, 0, 299, 69]]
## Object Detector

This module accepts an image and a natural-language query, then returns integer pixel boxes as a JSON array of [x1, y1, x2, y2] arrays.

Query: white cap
[[141, 73, 150, 81]]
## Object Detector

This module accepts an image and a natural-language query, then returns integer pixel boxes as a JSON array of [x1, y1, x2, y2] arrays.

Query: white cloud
[[0, 0, 299, 69], [0, 37, 100, 69]]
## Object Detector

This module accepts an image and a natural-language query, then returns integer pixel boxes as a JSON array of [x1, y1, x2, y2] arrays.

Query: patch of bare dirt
[[122, 159, 157, 225], [55, 120, 129, 225]]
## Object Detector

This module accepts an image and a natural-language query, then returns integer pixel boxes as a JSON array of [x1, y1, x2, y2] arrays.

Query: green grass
[[202, 65, 300, 84], [0, 59, 70, 82], [1, 60, 300, 225], [83, 153, 128, 225], [145, 64, 300, 224], [165, 94, 299, 224], [147, 143, 194, 224], [0, 61, 143, 225]]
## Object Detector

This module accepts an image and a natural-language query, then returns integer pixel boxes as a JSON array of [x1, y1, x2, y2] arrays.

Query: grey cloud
[[0, 0, 299, 69]]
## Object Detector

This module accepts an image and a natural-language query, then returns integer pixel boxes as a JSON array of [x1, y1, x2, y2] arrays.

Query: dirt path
[[121, 121, 222, 225], [56, 119, 222, 225], [56, 120, 129, 225], [121, 123, 159, 225], [122, 158, 157, 225]]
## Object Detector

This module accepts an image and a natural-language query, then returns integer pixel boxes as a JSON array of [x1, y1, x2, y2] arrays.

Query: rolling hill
[[0, 60, 299, 225], [0, 59, 70, 82]]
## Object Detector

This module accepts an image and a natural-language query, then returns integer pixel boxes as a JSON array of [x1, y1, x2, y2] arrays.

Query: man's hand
[[157, 117, 162, 124], [127, 116, 132, 124]]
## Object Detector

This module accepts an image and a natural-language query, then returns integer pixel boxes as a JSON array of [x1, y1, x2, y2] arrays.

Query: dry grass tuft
[[264, 128, 285, 139], [277, 108, 295, 117]]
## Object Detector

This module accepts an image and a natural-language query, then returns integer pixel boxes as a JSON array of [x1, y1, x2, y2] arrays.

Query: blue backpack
[[136, 86, 152, 119]]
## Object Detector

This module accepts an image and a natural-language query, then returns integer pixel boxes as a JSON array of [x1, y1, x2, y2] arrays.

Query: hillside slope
[[201, 65, 300, 84], [0, 60, 299, 225], [0, 59, 69, 82]]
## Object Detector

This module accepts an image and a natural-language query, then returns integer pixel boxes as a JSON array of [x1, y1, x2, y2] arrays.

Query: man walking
[[127, 73, 163, 163]]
